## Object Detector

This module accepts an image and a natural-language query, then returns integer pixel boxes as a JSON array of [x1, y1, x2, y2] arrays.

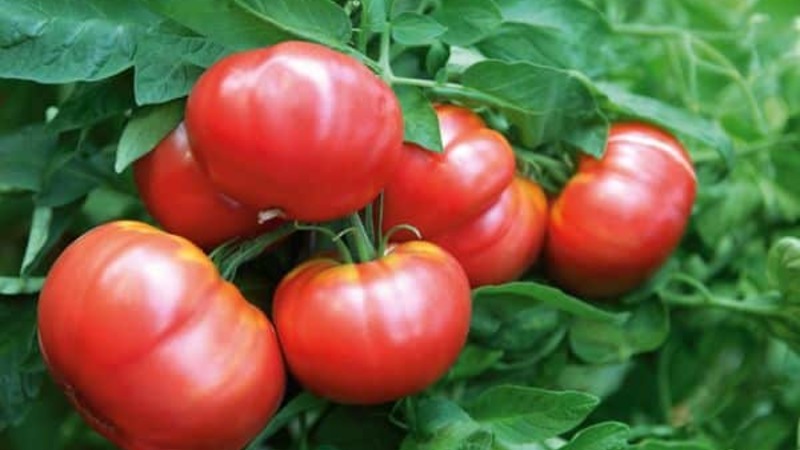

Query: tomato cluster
[[38, 40, 696, 450]]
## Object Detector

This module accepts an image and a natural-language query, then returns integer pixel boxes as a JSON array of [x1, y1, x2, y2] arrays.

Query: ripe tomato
[[382, 104, 516, 238], [38, 221, 285, 450], [134, 123, 280, 249], [545, 122, 697, 298], [273, 241, 471, 404], [431, 177, 548, 287], [185, 41, 403, 222]]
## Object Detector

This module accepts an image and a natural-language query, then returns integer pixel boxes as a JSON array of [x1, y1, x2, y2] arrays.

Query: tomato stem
[[211, 222, 297, 281], [294, 222, 354, 264], [348, 213, 377, 262]]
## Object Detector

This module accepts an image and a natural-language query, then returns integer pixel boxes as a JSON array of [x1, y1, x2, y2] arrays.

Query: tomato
[[382, 104, 516, 239], [185, 41, 403, 222], [431, 177, 548, 287], [134, 123, 280, 249], [545, 122, 697, 298], [38, 221, 285, 450], [273, 241, 471, 404]]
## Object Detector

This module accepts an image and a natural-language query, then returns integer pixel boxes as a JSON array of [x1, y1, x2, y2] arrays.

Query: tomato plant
[[273, 241, 471, 405], [37, 221, 285, 450], [546, 122, 697, 298], [134, 123, 280, 249], [185, 41, 404, 222]]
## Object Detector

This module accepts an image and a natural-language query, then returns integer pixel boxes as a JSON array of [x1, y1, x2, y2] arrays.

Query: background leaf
[[115, 100, 184, 173]]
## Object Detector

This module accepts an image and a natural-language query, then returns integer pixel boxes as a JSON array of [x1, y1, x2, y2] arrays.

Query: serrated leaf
[[569, 300, 669, 364], [234, 0, 352, 46], [559, 422, 630, 450], [394, 86, 443, 152], [392, 13, 447, 46], [401, 397, 491, 450], [595, 82, 734, 166], [0, 0, 157, 83], [448, 345, 504, 381], [0, 126, 57, 193], [116, 101, 184, 173], [361, 0, 388, 34], [140, 0, 293, 50], [461, 60, 598, 149], [134, 33, 229, 105], [0, 300, 44, 431], [465, 385, 599, 444], [432, 0, 502, 46], [0, 277, 45, 296], [767, 237, 800, 303]]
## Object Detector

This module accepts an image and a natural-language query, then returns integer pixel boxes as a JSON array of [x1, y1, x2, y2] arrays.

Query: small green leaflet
[[394, 86, 443, 152], [392, 13, 447, 46], [115, 100, 184, 173]]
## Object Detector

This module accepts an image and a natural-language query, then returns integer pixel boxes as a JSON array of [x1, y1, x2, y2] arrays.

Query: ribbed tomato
[[37, 221, 285, 450], [382, 104, 516, 238], [545, 122, 697, 298], [431, 177, 548, 287], [273, 241, 471, 405], [134, 123, 279, 249], [185, 41, 403, 222]]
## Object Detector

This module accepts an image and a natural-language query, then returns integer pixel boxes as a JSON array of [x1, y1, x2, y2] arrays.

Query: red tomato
[[431, 177, 548, 287], [382, 104, 516, 238], [185, 41, 403, 222], [38, 221, 285, 450], [545, 122, 697, 298], [134, 123, 280, 249], [273, 241, 471, 404]]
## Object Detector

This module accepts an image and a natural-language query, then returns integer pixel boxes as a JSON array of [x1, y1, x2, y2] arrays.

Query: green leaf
[[115, 100, 184, 173], [559, 422, 629, 450], [48, 77, 135, 132], [392, 13, 447, 46], [767, 237, 800, 303], [0, 126, 58, 193], [595, 82, 735, 166], [0, 0, 157, 83], [393, 86, 443, 152], [134, 33, 228, 105], [311, 405, 404, 450], [473, 282, 628, 323], [475, 22, 574, 69], [140, 0, 293, 50], [465, 385, 599, 444], [461, 60, 598, 149], [0, 278, 45, 296], [694, 176, 763, 247], [0, 300, 44, 431], [234, 0, 352, 46], [632, 439, 716, 450], [361, 0, 388, 34], [36, 145, 118, 208], [432, 0, 502, 46], [447, 345, 504, 381], [20, 203, 82, 276], [569, 300, 669, 364], [401, 397, 491, 450], [245, 392, 327, 450]]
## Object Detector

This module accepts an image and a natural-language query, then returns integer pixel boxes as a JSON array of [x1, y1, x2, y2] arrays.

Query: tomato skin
[[134, 123, 279, 249], [273, 241, 471, 405], [431, 177, 548, 287], [546, 122, 697, 298], [382, 104, 516, 238], [38, 221, 285, 450], [185, 41, 403, 222]]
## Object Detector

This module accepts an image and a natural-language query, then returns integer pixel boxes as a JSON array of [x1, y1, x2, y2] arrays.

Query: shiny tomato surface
[[546, 123, 697, 298], [382, 104, 516, 238], [38, 221, 285, 450], [431, 177, 548, 287], [134, 123, 278, 249], [185, 41, 403, 222], [273, 241, 471, 405]]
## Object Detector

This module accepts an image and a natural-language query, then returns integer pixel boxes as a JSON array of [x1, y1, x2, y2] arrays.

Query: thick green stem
[[294, 222, 354, 264]]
